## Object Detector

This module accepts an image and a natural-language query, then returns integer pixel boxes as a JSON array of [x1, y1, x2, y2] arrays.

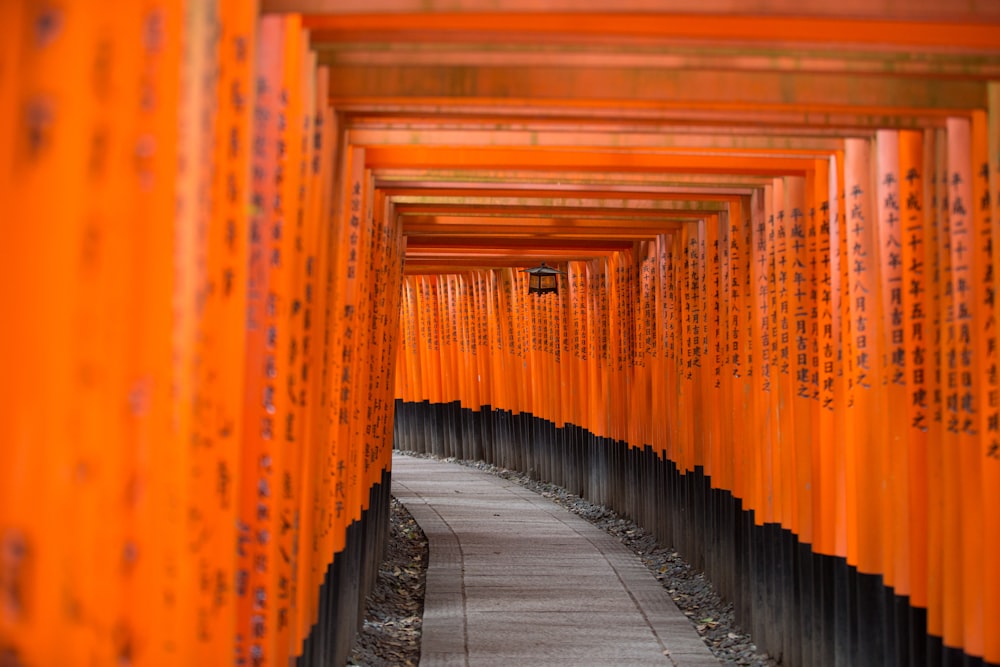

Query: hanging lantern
[[522, 263, 564, 296]]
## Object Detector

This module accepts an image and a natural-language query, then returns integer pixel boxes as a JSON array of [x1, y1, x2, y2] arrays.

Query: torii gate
[[1, 2, 999, 666]]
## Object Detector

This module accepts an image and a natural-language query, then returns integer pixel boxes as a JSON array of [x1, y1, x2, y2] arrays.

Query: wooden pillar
[[925, 124, 950, 649], [984, 81, 1000, 667], [898, 128, 929, 612], [873, 131, 913, 613]]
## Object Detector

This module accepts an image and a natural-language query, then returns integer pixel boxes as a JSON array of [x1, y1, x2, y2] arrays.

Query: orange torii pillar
[[392, 129, 1000, 667], [0, 4, 403, 667]]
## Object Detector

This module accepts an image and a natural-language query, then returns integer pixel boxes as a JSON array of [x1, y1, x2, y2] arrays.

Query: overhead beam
[[325, 65, 986, 113], [339, 102, 949, 130], [349, 126, 844, 154], [318, 41, 1000, 79], [350, 115, 879, 138], [393, 202, 724, 215], [384, 187, 744, 202], [405, 237, 636, 250], [403, 258, 613, 273], [294, 12, 1000, 47], [373, 168, 773, 191], [364, 145, 815, 175], [400, 215, 690, 238]]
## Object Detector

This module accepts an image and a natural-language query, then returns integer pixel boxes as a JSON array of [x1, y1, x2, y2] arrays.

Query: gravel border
[[349, 452, 777, 666], [347, 496, 428, 667]]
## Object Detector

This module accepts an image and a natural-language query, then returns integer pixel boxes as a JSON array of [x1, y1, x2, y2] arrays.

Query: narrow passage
[[391, 453, 721, 667]]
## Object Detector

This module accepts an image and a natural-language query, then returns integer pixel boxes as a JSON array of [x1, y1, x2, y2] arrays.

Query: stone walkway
[[391, 453, 721, 667]]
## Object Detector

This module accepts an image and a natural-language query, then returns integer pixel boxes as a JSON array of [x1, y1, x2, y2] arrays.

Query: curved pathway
[[391, 453, 721, 667]]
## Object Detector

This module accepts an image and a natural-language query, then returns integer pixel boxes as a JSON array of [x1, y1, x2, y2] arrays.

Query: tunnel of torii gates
[[4, 1, 1000, 666]]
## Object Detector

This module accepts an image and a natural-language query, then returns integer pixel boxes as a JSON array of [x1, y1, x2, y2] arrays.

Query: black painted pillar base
[[297, 468, 391, 667], [392, 402, 999, 667]]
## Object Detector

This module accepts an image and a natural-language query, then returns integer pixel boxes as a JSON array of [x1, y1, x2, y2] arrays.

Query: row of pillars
[[393, 121, 1000, 666], [1, 4, 402, 666]]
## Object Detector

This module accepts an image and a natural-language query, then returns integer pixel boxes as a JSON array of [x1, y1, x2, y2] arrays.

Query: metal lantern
[[522, 263, 564, 295]]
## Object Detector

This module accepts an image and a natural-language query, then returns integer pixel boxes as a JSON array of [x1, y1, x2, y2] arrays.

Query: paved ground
[[391, 453, 721, 667]]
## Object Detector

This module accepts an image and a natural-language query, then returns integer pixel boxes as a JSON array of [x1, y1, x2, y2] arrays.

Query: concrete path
[[391, 453, 721, 667]]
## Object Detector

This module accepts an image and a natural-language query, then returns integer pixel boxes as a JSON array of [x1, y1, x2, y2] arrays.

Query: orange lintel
[[394, 204, 715, 219], [373, 168, 772, 191], [302, 14, 1000, 52], [347, 127, 844, 155], [382, 186, 753, 202], [404, 237, 634, 250], [402, 225, 687, 241], [400, 214, 690, 229], [364, 145, 815, 175]]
